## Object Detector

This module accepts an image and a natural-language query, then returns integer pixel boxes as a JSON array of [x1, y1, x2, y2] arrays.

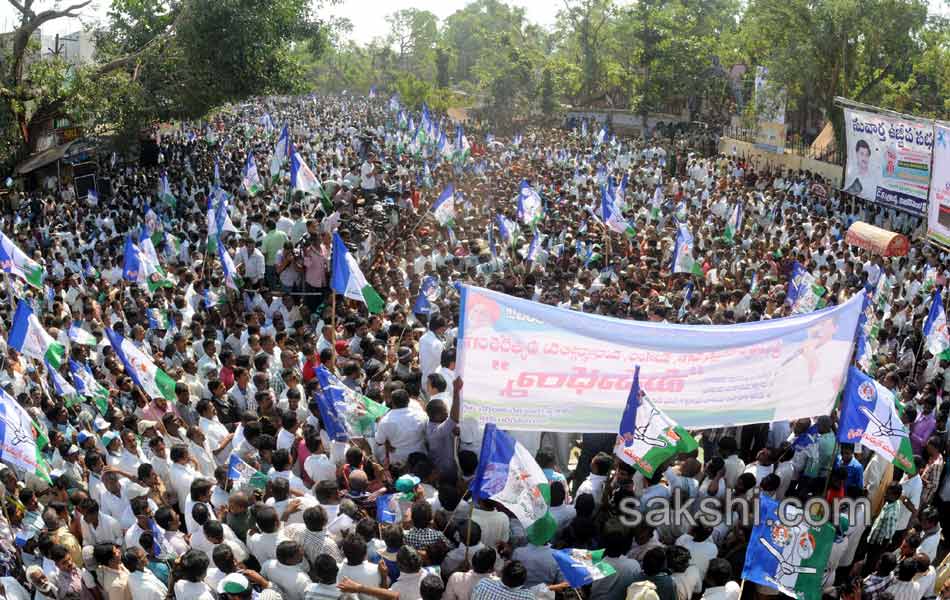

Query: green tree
[[436, 47, 450, 89], [541, 67, 556, 115], [385, 9, 439, 81], [0, 0, 327, 167]]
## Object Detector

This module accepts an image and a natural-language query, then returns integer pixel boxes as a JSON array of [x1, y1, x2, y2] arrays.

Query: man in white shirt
[[235, 238, 266, 288], [418, 316, 447, 388], [122, 546, 167, 600], [78, 498, 124, 548], [261, 541, 312, 600], [375, 389, 427, 465], [700, 559, 741, 600]]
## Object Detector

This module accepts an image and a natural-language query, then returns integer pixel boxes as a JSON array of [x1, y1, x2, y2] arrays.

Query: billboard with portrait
[[842, 107, 933, 216]]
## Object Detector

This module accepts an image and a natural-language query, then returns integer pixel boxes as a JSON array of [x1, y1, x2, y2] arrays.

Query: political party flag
[[260, 113, 275, 131], [227, 454, 268, 490], [512, 133, 523, 147], [614, 366, 698, 478], [8, 300, 65, 368], [389, 94, 400, 112], [437, 130, 452, 158], [291, 152, 323, 197], [839, 366, 916, 475], [330, 233, 384, 314], [553, 549, 616, 588], [855, 329, 872, 372], [67, 323, 96, 346], [455, 126, 471, 162], [470, 423, 558, 545], [525, 231, 542, 263], [518, 180, 543, 226], [368, 85, 377, 99], [0, 388, 48, 482], [432, 185, 456, 227], [650, 186, 663, 221], [678, 282, 694, 320], [595, 125, 607, 146], [105, 328, 176, 402], [723, 202, 743, 243], [46, 360, 78, 402], [413, 276, 440, 316], [496, 215, 514, 246], [242, 153, 263, 196], [314, 366, 389, 441], [218, 244, 242, 291], [671, 224, 702, 276], [376, 493, 399, 523], [213, 159, 221, 186], [741, 494, 834, 600], [602, 186, 635, 237], [923, 288, 950, 358], [158, 173, 176, 208], [69, 360, 109, 415], [922, 265, 938, 295], [274, 124, 291, 163], [787, 261, 826, 314], [122, 237, 172, 293], [0, 232, 44, 289], [87, 189, 99, 205]]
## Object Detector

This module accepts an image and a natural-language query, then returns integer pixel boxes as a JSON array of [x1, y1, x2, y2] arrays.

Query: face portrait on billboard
[[855, 139, 871, 175]]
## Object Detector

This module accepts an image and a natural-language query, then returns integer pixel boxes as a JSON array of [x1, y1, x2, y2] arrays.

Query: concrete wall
[[719, 137, 844, 187]]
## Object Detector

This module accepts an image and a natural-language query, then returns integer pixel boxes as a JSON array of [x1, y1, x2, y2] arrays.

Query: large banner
[[928, 122, 950, 247], [457, 285, 864, 433], [842, 107, 933, 215], [753, 66, 786, 152]]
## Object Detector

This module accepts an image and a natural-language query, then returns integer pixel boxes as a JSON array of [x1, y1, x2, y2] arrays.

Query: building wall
[[719, 136, 843, 187]]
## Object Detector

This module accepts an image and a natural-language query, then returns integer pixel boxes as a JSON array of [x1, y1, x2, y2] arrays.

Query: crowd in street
[[0, 92, 946, 600]]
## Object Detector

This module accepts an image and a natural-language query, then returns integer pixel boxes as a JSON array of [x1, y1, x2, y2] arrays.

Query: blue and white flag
[[838, 366, 915, 474], [671, 224, 701, 275], [431, 185, 456, 227], [496, 214, 514, 245], [553, 549, 616, 588], [0, 388, 40, 474], [242, 153, 262, 196], [923, 288, 949, 357], [376, 493, 399, 523], [67, 323, 96, 346], [314, 366, 389, 441], [470, 423, 557, 545], [217, 243, 242, 291], [517, 180, 543, 226], [412, 276, 440, 315], [678, 283, 694, 319], [741, 494, 833, 600], [525, 231, 542, 263]]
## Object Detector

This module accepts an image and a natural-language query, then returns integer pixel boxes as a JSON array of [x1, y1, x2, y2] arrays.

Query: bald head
[[348, 469, 368, 493]]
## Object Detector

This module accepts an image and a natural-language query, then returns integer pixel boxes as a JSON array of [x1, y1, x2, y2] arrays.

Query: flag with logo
[[217, 244, 242, 291], [69, 360, 109, 415], [46, 360, 77, 405], [330, 233, 384, 314], [67, 323, 96, 346], [602, 186, 635, 237], [838, 366, 915, 475], [432, 185, 456, 227], [158, 173, 176, 208], [923, 288, 950, 358], [122, 237, 171, 293], [470, 423, 558, 545], [787, 261, 826, 314], [0, 388, 50, 483], [227, 453, 268, 490], [376, 493, 399, 523], [105, 329, 176, 402], [671, 224, 702, 276], [146, 308, 173, 331], [8, 300, 65, 368], [242, 153, 263, 196], [741, 494, 834, 600], [650, 186, 663, 220], [0, 232, 44, 289], [614, 366, 697, 478], [412, 276, 440, 316], [553, 549, 616, 588], [291, 152, 324, 197], [723, 202, 743, 243], [314, 366, 389, 441], [518, 180, 543, 226]]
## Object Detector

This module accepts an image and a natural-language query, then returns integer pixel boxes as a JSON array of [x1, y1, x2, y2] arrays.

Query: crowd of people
[[0, 92, 945, 600]]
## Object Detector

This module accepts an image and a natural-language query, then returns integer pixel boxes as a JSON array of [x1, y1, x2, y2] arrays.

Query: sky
[[0, 0, 947, 42]]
